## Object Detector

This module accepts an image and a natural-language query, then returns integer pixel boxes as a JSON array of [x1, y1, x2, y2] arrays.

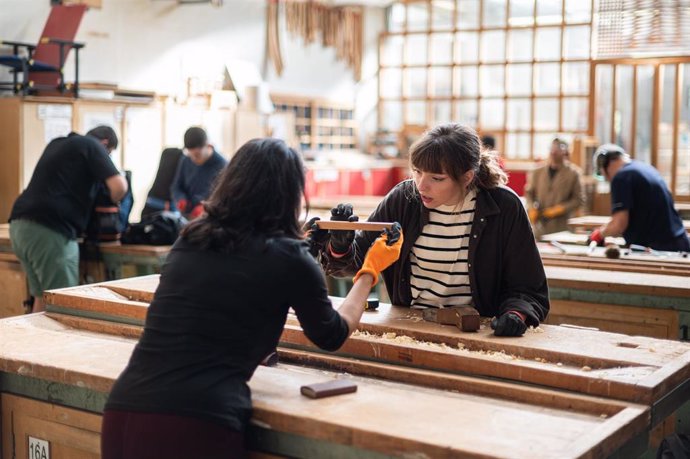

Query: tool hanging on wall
[[271, 0, 363, 81], [266, 0, 284, 75]]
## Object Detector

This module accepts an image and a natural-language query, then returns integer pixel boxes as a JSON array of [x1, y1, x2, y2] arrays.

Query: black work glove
[[329, 203, 358, 254], [491, 311, 528, 337], [383, 222, 402, 246], [303, 217, 329, 257]]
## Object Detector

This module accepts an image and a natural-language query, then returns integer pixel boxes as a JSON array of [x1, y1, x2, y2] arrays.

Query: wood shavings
[[581, 366, 592, 372], [527, 326, 545, 333], [600, 414, 608, 419]]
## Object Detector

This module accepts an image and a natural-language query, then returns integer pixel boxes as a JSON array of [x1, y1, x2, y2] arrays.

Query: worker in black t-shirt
[[9, 126, 128, 312], [589, 144, 690, 252], [102, 138, 403, 459]]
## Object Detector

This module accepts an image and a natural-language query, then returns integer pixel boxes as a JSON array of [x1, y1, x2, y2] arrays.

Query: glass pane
[[595, 65, 613, 144], [456, 0, 480, 29], [534, 63, 560, 96], [658, 64, 676, 185], [431, 67, 453, 96], [536, 0, 562, 25], [381, 35, 404, 66], [404, 68, 427, 98], [509, 0, 534, 27], [635, 65, 654, 163], [534, 98, 559, 130], [615, 66, 634, 153], [480, 65, 505, 96], [507, 63, 532, 96], [506, 133, 532, 159], [534, 133, 555, 159], [407, 2, 429, 31], [381, 101, 403, 131], [432, 0, 454, 29], [483, 0, 506, 28], [406, 34, 428, 65], [432, 100, 453, 124], [455, 32, 479, 63], [507, 29, 533, 62], [480, 30, 506, 63], [455, 99, 479, 126], [535, 28, 561, 61], [562, 97, 588, 131], [380, 68, 402, 98], [388, 4, 406, 32], [678, 64, 690, 196], [562, 62, 589, 94], [480, 99, 505, 129], [565, 0, 591, 24], [563, 26, 590, 60], [454, 66, 479, 96], [430, 33, 454, 64], [406, 101, 427, 125], [507, 98, 531, 130]]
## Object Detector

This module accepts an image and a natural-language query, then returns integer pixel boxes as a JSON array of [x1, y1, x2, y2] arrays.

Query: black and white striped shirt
[[410, 190, 476, 309]]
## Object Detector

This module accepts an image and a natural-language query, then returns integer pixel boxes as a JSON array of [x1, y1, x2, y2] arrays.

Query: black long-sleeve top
[[106, 236, 348, 431]]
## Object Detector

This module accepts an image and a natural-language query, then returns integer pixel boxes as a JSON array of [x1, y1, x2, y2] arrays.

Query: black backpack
[[120, 211, 188, 245], [85, 171, 133, 243]]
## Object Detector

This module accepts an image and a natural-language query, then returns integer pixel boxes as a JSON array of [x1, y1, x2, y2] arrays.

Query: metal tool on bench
[[422, 306, 481, 332]]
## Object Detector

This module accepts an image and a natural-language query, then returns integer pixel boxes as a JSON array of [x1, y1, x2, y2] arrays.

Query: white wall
[[0, 0, 385, 137]]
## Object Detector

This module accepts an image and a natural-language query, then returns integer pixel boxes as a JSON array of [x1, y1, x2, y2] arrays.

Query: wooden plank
[[546, 299, 680, 340], [315, 221, 392, 231], [568, 215, 690, 233], [39, 276, 690, 407], [545, 265, 690, 298], [541, 230, 626, 246], [0, 314, 649, 459]]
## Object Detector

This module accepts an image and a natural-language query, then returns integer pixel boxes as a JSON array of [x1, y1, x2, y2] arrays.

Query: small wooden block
[[459, 314, 480, 332], [300, 379, 358, 399], [422, 307, 480, 330]]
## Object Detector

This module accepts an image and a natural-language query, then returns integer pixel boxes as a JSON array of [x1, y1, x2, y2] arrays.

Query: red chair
[[0, 3, 87, 96]]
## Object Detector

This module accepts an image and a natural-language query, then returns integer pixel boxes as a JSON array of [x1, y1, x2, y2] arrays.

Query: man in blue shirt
[[171, 127, 228, 220], [589, 144, 689, 252]]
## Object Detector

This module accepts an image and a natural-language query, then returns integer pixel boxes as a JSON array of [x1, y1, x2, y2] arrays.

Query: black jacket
[[321, 180, 549, 326]]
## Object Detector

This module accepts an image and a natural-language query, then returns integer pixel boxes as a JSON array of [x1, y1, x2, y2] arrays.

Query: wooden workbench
[[36, 276, 690, 455], [0, 311, 651, 458], [538, 242, 690, 277], [568, 215, 690, 234], [0, 223, 171, 318]]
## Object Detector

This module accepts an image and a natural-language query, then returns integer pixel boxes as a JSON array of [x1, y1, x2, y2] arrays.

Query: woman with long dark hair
[[101, 138, 402, 458], [318, 123, 548, 337]]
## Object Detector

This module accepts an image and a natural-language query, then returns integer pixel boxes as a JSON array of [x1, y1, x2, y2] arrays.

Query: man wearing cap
[[171, 127, 228, 220], [525, 138, 585, 238], [589, 144, 690, 252]]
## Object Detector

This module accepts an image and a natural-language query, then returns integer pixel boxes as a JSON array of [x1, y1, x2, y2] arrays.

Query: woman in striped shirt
[[317, 123, 549, 337]]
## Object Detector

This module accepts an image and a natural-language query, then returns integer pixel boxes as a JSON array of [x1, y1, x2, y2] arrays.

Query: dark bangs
[[409, 136, 462, 181]]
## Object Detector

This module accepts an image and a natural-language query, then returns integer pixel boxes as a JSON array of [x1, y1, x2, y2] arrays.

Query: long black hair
[[181, 138, 306, 252]]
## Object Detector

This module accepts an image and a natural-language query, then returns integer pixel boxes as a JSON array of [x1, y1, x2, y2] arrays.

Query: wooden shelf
[[272, 93, 357, 151]]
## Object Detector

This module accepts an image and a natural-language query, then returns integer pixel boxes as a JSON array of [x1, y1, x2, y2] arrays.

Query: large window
[[378, 0, 593, 159], [593, 60, 690, 199]]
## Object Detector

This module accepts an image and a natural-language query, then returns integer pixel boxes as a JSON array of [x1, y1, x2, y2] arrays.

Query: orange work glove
[[528, 208, 539, 224], [542, 204, 566, 219], [354, 222, 403, 286]]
